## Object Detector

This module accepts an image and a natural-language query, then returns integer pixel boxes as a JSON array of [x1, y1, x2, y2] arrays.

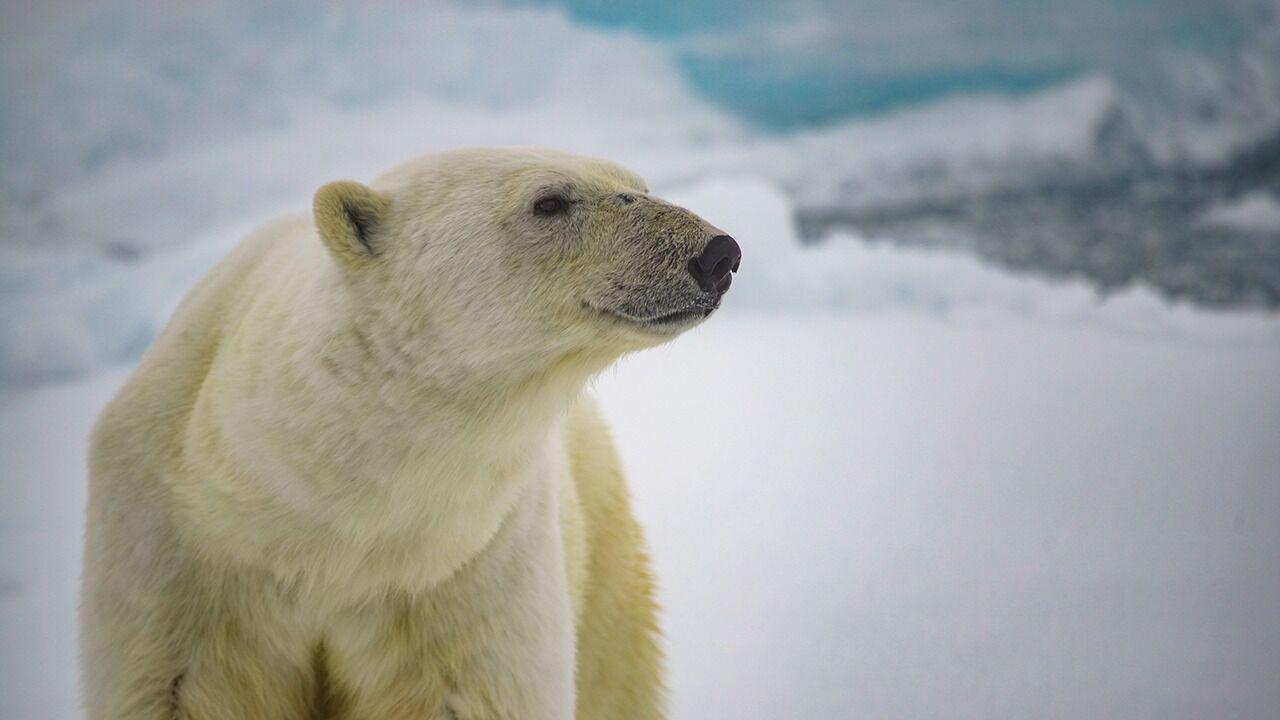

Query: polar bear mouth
[[587, 300, 717, 330]]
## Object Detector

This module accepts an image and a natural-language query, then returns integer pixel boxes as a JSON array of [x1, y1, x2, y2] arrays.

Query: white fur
[[81, 148, 727, 719]]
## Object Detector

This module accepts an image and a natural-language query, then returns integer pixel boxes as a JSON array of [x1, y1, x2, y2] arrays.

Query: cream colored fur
[[81, 148, 728, 719]]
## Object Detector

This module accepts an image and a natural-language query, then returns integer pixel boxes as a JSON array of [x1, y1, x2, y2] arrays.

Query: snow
[[595, 313, 1280, 719], [4, 305, 1280, 718], [0, 367, 130, 720]]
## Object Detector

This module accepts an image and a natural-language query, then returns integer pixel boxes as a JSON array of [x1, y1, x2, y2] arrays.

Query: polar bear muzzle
[[584, 214, 741, 334]]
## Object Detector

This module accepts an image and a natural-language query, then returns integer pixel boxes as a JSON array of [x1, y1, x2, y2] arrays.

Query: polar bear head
[[311, 148, 739, 383]]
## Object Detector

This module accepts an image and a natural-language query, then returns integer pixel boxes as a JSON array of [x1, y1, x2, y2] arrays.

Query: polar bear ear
[[313, 180, 392, 272]]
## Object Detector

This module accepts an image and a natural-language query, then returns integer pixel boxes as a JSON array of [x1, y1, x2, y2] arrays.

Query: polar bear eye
[[533, 196, 571, 217]]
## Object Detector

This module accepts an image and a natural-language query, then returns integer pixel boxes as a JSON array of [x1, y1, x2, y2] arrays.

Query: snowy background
[[2, 1, 1280, 717]]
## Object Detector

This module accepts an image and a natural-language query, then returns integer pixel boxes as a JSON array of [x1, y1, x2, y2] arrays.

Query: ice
[[737, 76, 1127, 210], [7, 0, 1277, 210], [3, 2, 1278, 388]]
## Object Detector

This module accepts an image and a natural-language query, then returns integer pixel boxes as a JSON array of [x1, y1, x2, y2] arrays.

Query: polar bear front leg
[[81, 493, 316, 720], [82, 567, 319, 720]]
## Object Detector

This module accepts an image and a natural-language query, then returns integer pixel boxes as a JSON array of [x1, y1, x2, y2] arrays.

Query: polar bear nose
[[688, 235, 741, 293]]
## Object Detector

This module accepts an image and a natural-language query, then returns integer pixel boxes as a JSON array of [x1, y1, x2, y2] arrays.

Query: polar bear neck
[[182, 267, 613, 594]]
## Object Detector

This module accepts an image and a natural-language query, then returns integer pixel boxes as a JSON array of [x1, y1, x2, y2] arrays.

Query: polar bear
[[80, 147, 740, 720]]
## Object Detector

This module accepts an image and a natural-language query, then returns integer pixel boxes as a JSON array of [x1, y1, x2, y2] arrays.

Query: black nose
[[688, 234, 741, 293]]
